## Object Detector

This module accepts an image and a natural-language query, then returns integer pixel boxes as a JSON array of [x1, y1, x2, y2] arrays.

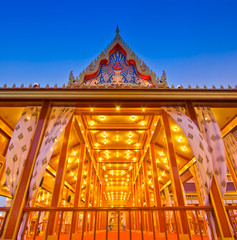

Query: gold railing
[[0, 206, 219, 240], [225, 205, 237, 239]]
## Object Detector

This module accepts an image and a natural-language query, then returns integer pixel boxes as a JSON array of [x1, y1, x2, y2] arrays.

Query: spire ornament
[[116, 25, 120, 35]]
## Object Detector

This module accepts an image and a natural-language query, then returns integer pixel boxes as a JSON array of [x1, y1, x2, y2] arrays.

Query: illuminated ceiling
[[0, 106, 236, 207]]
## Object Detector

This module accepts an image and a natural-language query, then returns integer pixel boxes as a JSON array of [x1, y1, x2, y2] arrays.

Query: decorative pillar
[[2, 101, 51, 240], [186, 101, 233, 239], [161, 110, 191, 238], [46, 117, 73, 240]]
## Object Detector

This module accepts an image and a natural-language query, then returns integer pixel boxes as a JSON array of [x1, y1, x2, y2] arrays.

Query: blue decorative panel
[[84, 50, 151, 86]]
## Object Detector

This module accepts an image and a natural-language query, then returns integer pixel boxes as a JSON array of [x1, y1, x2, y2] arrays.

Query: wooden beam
[[71, 143, 86, 234], [142, 160, 153, 231], [221, 114, 237, 137], [46, 117, 73, 238], [74, 117, 85, 143], [85, 160, 92, 207], [134, 180, 140, 230], [150, 143, 165, 232]]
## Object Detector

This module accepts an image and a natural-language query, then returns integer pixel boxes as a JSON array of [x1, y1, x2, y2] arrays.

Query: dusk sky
[[0, 0, 237, 88]]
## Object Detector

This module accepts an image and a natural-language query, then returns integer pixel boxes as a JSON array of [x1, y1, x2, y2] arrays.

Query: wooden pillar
[[85, 160, 92, 207], [186, 101, 233, 239], [72, 143, 86, 234], [138, 171, 146, 230], [162, 110, 191, 238], [2, 101, 51, 240], [96, 181, 101, 230], [142, 160, 153, 231], [135, 180, 140, 230], [138, 172, 143, 207], [0, 160, 6, 186], [46, 117, 73, 239], [84, 159, 92, 233], [90, 168, 96, 231], [226, 151, 237, 191], [101, 181, 106, 229], [150, 143, 165, 233], [130, 177, 135, 230]]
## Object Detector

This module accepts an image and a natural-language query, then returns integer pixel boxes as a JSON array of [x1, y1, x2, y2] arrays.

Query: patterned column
[[2, 101, 51, 240], [186, 101, 233, 239], [161, 110, 191, 237]]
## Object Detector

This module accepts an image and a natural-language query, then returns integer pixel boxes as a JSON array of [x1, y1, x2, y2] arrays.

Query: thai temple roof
[[0, 26, 236, 90], [67, 25, 168, 89]]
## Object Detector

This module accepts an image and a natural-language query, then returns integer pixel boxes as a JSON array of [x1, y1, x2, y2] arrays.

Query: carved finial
[[12, 84, 16, 88], [188, 85, 192, 89], [20, 84, 24, 88], [160, 71, 167, 82], [62, 84, 66, 88], [196, 85, 199, 89], [220, 85, 224, 89], [54, 84, 57, 88], [69, 71, 75, 83], [228, 85, 232, 89], [3, 84, 7, 88], [116, 25, 120, 35], [204, 85, 207, 89], [45, 84, 49, 88], [212, 85, 216, 89]]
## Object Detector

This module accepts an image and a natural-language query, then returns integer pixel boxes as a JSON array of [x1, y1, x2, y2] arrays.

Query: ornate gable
[[68, 26, 168, 88]]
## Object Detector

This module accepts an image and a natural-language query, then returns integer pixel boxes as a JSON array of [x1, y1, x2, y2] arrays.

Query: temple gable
[[68, 27, 168, 88]]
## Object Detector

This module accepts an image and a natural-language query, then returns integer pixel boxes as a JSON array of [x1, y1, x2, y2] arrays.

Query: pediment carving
[[68, 27, 168, 88]]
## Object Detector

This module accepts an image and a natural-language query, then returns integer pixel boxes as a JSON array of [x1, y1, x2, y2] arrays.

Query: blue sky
[[0, 0, 237, 88]]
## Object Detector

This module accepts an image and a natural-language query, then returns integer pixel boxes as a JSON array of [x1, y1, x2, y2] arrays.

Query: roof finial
[[116, 24, 120, 35]]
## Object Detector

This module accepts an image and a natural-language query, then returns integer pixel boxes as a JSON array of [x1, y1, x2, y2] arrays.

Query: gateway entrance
[[0, 28, 237, 240]]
